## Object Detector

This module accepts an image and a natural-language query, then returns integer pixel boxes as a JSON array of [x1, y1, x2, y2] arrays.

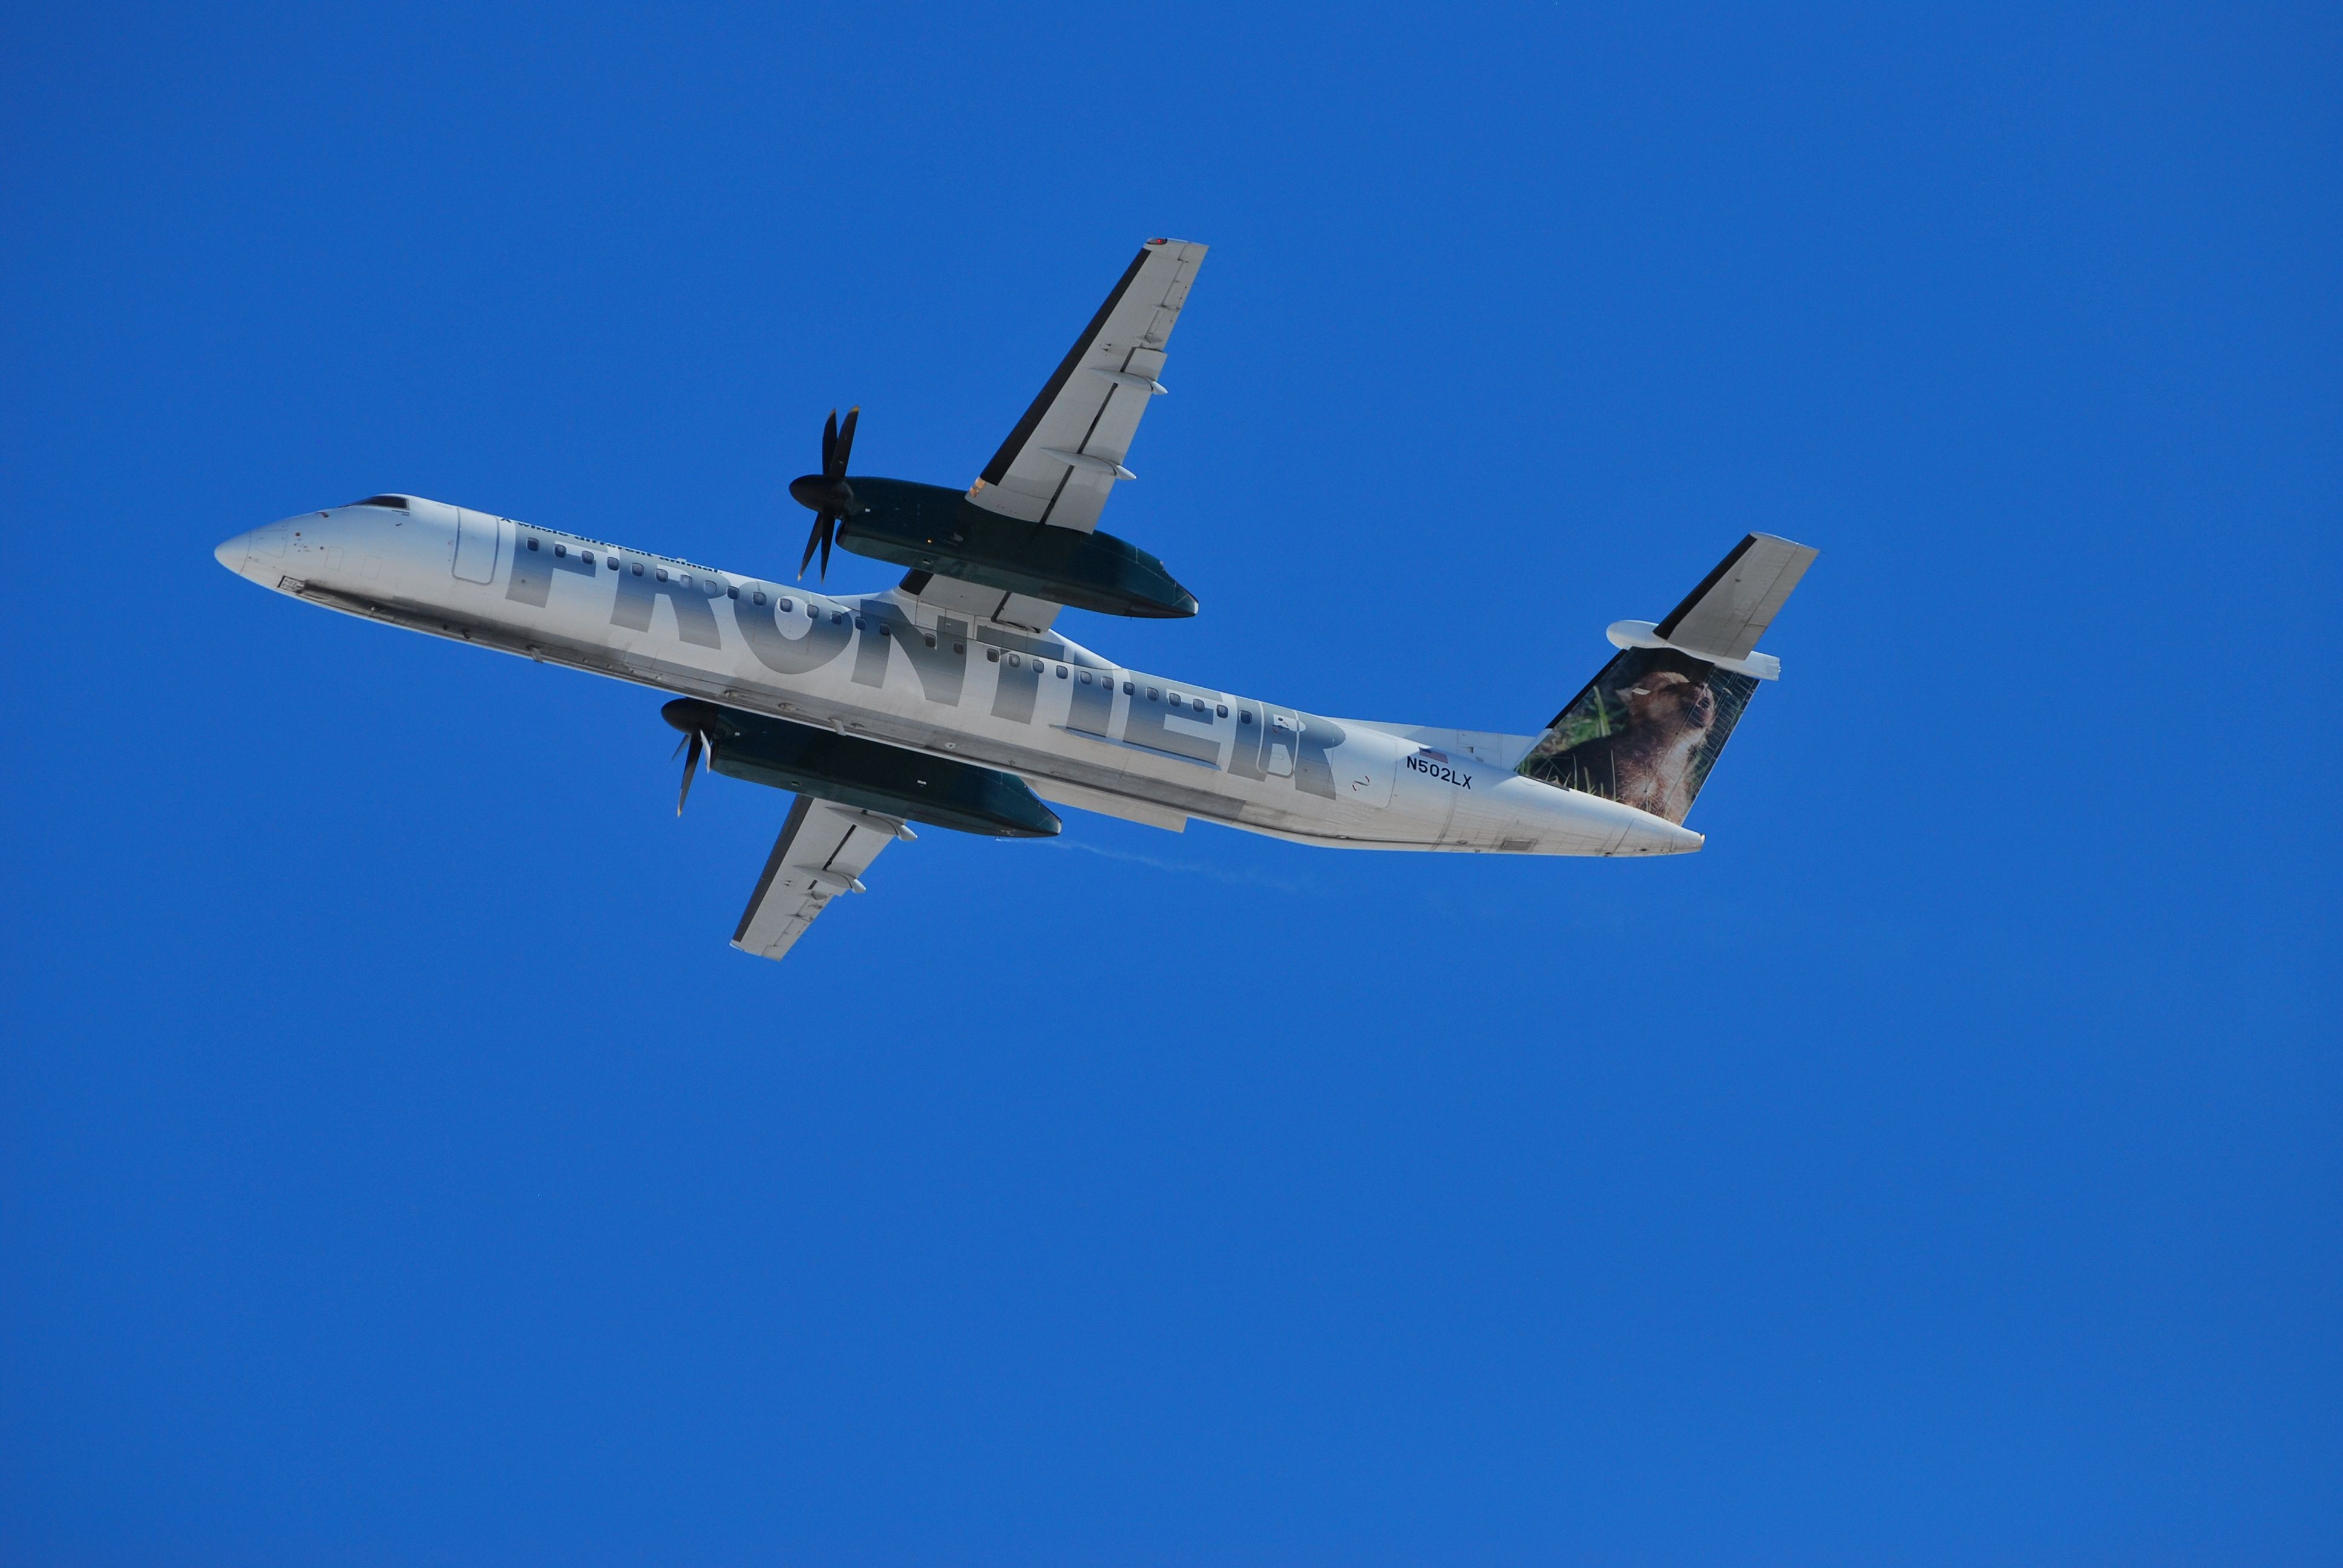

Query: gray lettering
[[611, 555, 721, 648], [990, 648, 1041, 724], [1226, 701, 1267, 780], [1254, 704, 1302, 781], [1122, 679, 1223, 765], [850, 603, 965, 706], [1066, 667, 1115, 736], [736, 587, 849, 675], [1291, 711, 1346, 800], [506, 535, 597, 608]]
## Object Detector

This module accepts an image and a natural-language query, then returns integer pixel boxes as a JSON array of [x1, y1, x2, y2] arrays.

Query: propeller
[[670, 727, 715, 815], [787, 405, 859, 581]]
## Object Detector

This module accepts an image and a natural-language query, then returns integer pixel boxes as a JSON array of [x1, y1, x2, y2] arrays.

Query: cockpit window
[[351, 495, 411, 510]]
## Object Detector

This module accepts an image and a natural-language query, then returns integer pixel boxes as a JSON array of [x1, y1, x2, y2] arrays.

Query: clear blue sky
[[2, 4, 2336, 1563]]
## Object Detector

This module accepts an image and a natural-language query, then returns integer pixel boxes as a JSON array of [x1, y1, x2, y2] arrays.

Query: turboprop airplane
[[215, 238, 1817, 963]]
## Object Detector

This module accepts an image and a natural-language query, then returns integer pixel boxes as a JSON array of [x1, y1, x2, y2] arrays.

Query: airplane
[[214, 238, 1818, 963]]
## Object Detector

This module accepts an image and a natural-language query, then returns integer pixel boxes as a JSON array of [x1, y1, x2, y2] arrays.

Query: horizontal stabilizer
[[1652, 533, 1819, 663]]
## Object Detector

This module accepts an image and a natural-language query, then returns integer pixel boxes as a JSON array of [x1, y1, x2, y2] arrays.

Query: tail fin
[[1516, 534, 1817, 823]]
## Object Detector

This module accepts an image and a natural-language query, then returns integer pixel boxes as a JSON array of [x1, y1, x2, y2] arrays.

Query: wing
[[966, 238, 1207, 537], [730, 796, 910, 962]]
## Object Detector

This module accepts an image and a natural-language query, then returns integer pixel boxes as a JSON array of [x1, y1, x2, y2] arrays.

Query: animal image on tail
[[1515, 531, 1818, 825], [210, 238, 1824, 964], [1515, 649, 1760, 824]]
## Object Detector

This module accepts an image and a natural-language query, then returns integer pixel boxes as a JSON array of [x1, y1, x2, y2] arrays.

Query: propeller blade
[[790, 407, 860, 576], [677, 732, 701, 816], [798, 512, 830, 580], [830, 406, 859, 479], [671, 734, 688, 762]]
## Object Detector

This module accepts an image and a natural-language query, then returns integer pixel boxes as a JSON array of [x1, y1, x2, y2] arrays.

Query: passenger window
[[1122, 680, 1135, 695], [923, 632, 937, 648], [553, 543, 566, 557], [831, 611, 845, 625], [953, 641, 965, 653], [727, 586, 738, 599], [753, 590, 766, 605], [526, 537, 539, 551], [1057, 665, 1069, 678], [1216, 704, 1228, 717], [1240, 710, 1254, 724], [987, 647, 1001, 662], [1006, 653, 1021, 667], [632, 563, 644, 575], [777, 596, 791, 612], [655, 567, 668, 581], [1147, 686, 1160, 701]]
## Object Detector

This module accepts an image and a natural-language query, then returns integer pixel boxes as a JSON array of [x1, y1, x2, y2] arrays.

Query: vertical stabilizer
[[1515, 534, 1816, 823]]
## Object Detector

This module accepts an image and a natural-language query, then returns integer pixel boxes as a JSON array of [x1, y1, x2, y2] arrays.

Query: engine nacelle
[[662, 699, 1062, 838], [832, 477, 1199, 619]]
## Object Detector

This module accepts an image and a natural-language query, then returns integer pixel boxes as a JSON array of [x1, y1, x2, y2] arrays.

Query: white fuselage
[[215, 498, 1701, 857]]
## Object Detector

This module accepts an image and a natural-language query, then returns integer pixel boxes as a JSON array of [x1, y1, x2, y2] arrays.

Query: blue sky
[[2, 4, 2336, 1563]]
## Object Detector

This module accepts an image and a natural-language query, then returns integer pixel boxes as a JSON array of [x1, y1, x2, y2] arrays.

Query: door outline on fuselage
[[453, 508, 502, 584], [1262, 707, 1298, 777], [1340, 728, 1395, 808]]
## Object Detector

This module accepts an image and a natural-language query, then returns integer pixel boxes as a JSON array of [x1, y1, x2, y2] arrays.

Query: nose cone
[[214, 531, 251, 575]]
